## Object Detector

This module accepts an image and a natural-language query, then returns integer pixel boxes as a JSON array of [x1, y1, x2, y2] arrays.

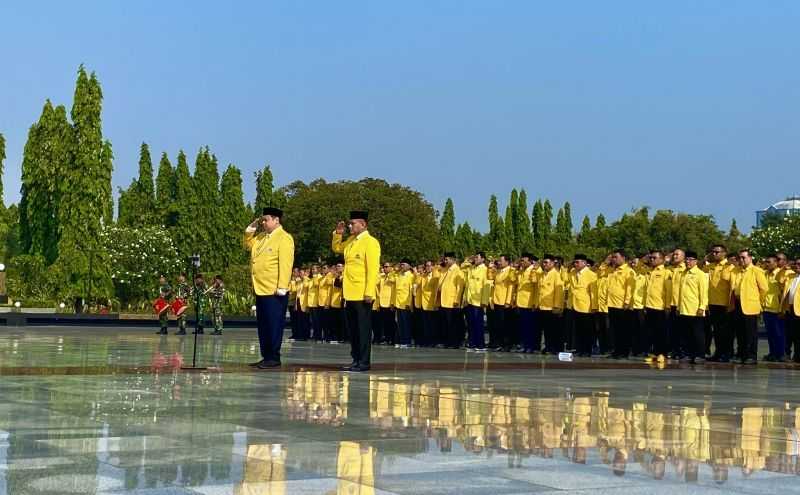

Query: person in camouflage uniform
[[192, 273, 208, 334], [156, 275, 172, 335], [174, 273, 191, 335], [209, 275, 226, 335]]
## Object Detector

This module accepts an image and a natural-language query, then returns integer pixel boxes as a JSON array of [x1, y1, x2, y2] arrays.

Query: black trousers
[[631, 309, 647, 355], [646, 309, 668, 356], [680, 314, 706, 359], [490, 307, 507, 349], [668, 307, 682, 355], [596, 313, 610, 354], [311, 307, 323, 340], [563, 309, 576, 351], [708, 305, 731, 358], [505, 308, 519, 348], [346, 301, 372, 365], [540, 310, 562, 353], [787, 310, 800, 360], [397, 309, 412, 345], [326, 307, 344, 341], [422, 310, 440, 347], [608, 308, 632, 357], [379, 308, 397, 344], [440, 308, 464, 348], [255, 294, 288, 362], [574, 312, 595, 355], [412, 309, 424, 345], [733, 301, 758, 361]]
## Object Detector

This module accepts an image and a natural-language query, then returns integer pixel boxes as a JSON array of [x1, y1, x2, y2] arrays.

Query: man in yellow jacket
[[568, 254, 597, 357], [438, 252, 465, 348], [678, 250, 709, 364], [516, 253, 540, 353], [332, 211, 381, 372], [244, 207, 295, 369], [644, 250, 671, 360], [705, 244, 734, 362], [419, 260, 440, 347], [782, 258, 800, 363], [606, 250, 635, 359], [538, 254, 565, 354], [464, 252, 489, 350], [491, 254, 516, 351], [731, 249, 768, 365], [394, 259, 415, 348], [762, 254, 787, 361]]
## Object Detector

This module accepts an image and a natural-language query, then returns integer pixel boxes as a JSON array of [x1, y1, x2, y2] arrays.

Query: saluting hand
[[335, 221, 346, 235]]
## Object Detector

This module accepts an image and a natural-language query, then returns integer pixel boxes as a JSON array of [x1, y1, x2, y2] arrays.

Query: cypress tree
[[131, 142, 156, 226], [555, 202, 573, 247], [155, 152, 175, 226], [219, 164, 250, 268], [505, 189, 520, 256], [439, 198, 456, 252], [563, 202, 573, 236], [579, 215, 592, 239], [172, 150, 194, 258], [488, 195, 502, 253], [531, 199, 544, 252], [0, 133, 5, 207], [191, 147, 222, 269], [596, 213, 607, 229], [517, 189, 534, 253], [254, 164, 275, 212]]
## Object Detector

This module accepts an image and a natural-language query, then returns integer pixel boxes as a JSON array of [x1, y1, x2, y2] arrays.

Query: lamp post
[[182, 254, 207, 371]]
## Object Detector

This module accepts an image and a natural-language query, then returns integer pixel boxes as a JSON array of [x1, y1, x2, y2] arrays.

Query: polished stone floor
[[1, 327, 800, 494]]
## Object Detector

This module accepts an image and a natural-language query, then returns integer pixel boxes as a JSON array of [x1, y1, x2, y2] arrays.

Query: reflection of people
[[235, 444, 286, 495], [337, 441, 375, 495], [332, 211, 381, 372], [244, 207, 295, 369]]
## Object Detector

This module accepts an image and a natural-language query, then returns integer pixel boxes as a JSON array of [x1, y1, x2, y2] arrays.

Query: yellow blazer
[[732, 264, 768, 315], [568, 267, 597, 314], [332, 231, 381, 301], [243, 225, 295, 296]]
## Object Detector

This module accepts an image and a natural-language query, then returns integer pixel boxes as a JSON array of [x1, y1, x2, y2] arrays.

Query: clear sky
[[1, 1, 798, 233]]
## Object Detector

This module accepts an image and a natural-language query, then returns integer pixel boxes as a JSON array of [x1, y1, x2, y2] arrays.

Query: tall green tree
[[541, 199, 553, 252], [579, 215, 592, 239], [554, 201, 573, 247], [0, 132, 5, 207], [516, 189, 534, 253], [172, 150, 194, 259], [54, 66, 113, 298], [117, 143, 156, 227], [155, 152, 176, 226], [487, 195, 503, 254], [191, 147, 223, 269], [504, 189, 520, 257], [254, 164, 276, 212], [219, 164, 250, 268], [19, 101, 73, 265], [454, 221, 481, 259], [532, 199, 544, 252], [439, 198, 456, 252]]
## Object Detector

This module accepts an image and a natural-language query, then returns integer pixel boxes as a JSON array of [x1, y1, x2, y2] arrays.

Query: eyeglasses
[[711, 250, 723, 254], [738, 256, 749, 260]]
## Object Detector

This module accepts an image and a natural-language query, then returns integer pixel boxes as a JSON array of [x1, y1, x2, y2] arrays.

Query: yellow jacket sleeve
[[278, 233, 294, 290], [554, 276, 565, 310], [365, 237, 381, 299], [331, 232, 350, 254], [756, 269, 768, 303], [244, 229, 256, 250], [699, 270, 709, 311]]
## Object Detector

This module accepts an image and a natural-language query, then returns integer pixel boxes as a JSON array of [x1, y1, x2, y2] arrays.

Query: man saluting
[[244, 207, 295, 369], [332, 211, 381, 372]]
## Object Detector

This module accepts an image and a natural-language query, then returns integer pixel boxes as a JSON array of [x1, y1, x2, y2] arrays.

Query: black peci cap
[[263, 207, 283, 218], [573, 253, 588, 261], [349, 210, 368, 221]]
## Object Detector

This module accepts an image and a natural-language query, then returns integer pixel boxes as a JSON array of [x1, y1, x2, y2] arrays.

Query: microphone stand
[[182, 256, 207, 371]]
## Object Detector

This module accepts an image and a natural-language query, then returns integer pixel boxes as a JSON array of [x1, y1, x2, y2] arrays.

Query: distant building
[[756, 196, 800, 227]]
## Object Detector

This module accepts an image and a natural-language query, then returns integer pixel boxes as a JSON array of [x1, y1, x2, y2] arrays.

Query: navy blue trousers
[[256, 295, 288, 362], [466, 305, 485, 348]]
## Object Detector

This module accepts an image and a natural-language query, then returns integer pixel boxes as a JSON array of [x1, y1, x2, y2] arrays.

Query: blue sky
[[1, 1, 798, 233]]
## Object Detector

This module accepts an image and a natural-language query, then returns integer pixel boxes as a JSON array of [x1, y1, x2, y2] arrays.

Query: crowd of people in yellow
[[286, 245, 800, 366]]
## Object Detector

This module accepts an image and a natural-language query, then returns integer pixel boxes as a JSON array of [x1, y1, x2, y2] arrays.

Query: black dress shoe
[[257, 360, 281, 369], [352, 364, 371, 372], [341, 362, 358, 371], [249, 360, 265, 367], [176, 330, 187, 335], [156, 329, 167, 335], [743, 358, 757, 365]]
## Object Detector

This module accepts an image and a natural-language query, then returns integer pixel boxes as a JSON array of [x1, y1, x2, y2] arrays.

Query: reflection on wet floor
[[2, 328, 800, 494]]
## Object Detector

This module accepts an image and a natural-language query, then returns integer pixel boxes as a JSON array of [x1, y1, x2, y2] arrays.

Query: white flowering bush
[[751, 216, 800, 259], [100, 225, 184, 303]]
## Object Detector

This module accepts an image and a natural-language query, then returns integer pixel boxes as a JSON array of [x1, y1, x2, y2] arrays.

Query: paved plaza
[[1, 327, 800, 494]]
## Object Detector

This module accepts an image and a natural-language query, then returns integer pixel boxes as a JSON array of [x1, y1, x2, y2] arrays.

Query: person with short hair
[[705, 244, 734, 362], [538, 254, 565, 354], [730, 249, 768, 364], [244, 207, 295, 368], [332, 211, 381, 372], [516, 253, 540, 353], [568, 254, 598, 357], [394, 259, 415, 348], [762, 254, 786, 361], [781, 258, 800, 363], [644, 250, 671, 362], [678, 251, 709, 364], [607, 250, 636, 359], [437, 252, 465, 349]]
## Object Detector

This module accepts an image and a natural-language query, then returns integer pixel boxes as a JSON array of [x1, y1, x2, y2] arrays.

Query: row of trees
[[437, 190, 749, 262]]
